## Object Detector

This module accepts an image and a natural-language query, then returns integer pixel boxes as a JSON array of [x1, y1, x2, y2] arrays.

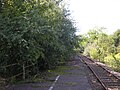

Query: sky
[[66, 0, 120, 35]]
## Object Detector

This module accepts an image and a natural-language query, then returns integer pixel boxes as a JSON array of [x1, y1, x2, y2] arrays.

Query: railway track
[[79, 55, 120, 90]]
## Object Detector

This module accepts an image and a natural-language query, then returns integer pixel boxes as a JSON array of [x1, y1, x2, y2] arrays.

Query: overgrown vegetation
[[80, 27, 120, 72], [0, 0, 119, 86], [0, 0, 79, 83]]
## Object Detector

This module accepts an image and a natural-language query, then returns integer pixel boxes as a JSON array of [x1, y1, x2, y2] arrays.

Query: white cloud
[[68, 0, 120, 34]]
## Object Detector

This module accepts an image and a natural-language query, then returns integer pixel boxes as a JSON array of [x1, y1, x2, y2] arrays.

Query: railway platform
[[6, 55, 120, 90]]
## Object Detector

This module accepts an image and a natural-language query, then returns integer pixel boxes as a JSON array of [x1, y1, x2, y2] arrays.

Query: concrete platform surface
[[6, 56, 93, 90]]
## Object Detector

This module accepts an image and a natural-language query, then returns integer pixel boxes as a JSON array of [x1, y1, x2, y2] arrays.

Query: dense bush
[[81, 27, 120, 71], [104, 53, 120, 71], [0, 0, 79, 80]]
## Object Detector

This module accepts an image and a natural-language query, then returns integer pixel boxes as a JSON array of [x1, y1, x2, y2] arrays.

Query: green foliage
[[90, 48, 99, 59], [113, 29, 120, 53], [113, 29, 120, 47], [0, 0, 79, 81], [78, 35, 88, 53], [104, 53, 120, 71], [82, 27, 120, 71]]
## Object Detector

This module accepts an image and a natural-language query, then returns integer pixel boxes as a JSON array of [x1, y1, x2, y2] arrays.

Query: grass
[[48, 65, 74, 75], [31, 84, 50, 88], [9, 64, 74, 85], [31, 65, 74, 83], [64, 82, 78, 86]]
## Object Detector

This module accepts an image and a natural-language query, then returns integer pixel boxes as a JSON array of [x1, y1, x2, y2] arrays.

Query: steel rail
[[79, 56, 108, 90], [85, 56, 120, 80]]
